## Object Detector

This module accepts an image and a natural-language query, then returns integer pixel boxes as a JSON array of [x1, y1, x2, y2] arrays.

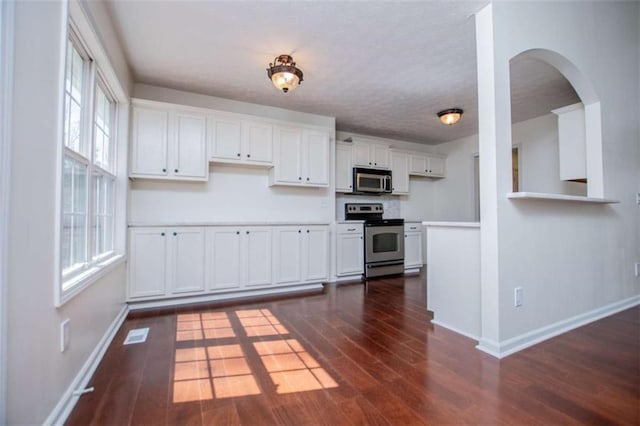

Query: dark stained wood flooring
[[66, 273, 640, 425]]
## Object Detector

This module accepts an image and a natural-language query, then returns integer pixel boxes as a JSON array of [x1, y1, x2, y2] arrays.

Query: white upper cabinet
[[173, 113, 208, 179], [130, 103, 208, 181], [208, 116, 273, 166], [552, 102, 586, 182], [336, 142, 354, 192], [353, 141, 390, 169], [390, 150, 410, 194], [270, 126, 330, 187], [409, 153, 446, 178]]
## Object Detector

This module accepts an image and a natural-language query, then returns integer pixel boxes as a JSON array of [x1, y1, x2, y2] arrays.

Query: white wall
[[477, 1, 639, 352], [129, 85, 336, 225], [7, 2, 131, 423]]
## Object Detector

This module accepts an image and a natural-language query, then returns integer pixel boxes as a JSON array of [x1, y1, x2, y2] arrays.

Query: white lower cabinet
[[273, 225, 329, 285], [128, 224, 328, 302], [336, 224, 364, 276], [404, 223, 423, 269], [128, 227, 205, 299], [206, 227, 272, 291]]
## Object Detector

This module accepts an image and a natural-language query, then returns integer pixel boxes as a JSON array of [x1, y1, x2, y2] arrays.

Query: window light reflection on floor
[[171, 309, 337, 403]]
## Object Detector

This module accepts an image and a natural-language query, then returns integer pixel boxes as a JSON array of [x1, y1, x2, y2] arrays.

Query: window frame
[[56, 23, 125, 306]]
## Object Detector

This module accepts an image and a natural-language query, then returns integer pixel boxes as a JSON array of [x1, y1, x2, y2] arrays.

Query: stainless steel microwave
[[353, 167, 392, 194]]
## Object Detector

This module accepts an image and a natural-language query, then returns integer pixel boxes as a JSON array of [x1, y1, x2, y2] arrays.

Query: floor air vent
[[123, 327, 149, 345]]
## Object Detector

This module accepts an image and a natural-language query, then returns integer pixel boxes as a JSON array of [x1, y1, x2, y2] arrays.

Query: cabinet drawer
[[337, 223, 363, 234], [404, 223, 421, 232]]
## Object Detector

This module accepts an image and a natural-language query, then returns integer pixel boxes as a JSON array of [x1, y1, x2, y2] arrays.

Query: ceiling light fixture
[[437, 108, 464, 125], [267, 54, 304, 93]]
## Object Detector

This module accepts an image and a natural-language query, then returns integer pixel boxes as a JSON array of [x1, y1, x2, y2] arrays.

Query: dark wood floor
[[67, 273, 640, 425]]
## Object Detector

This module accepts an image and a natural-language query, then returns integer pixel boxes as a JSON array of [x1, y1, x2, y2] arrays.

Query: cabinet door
[[336, 143, 353, 192], [243, 121, 273, 164], [273, 227, 302, 284], [404, 231, 423, 268], [390, 151, 409, 194], [131, 107, 168, 177], [371, 145, 390, 169], [243, 227, 272, 287], [353, 142, 372, 167], [409, 154, 428, 176], [303, 226, 329, 282], [273, 126, 303, 184], [427, 155, 446, 177], [129, 228, 167, 298], [169, 227, 205, 294], [303, 130, 330, 186], [173, 112, 207, 179], [207, 228, 242, 290], [336, 232, 364, 276], [209, 117, 243, 162]]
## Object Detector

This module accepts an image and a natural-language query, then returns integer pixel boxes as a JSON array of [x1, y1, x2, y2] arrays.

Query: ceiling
[[106, 1, 579, 145]]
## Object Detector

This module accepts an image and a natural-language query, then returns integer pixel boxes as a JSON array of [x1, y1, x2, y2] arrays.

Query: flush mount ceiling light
[[267, 54, 304, 93], [437, 108, 464, 125]]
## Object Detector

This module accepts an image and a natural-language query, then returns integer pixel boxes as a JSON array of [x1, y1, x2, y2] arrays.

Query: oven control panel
[[345, 203, 383, 214]]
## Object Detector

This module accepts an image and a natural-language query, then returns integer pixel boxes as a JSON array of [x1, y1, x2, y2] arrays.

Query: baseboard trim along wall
[[476, 295, 640, 359], [431, 319, 480, 341], [128, 283, 324, 311], [44, 305, 129, 426]]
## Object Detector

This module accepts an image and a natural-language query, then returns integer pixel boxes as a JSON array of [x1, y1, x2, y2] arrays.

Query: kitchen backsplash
[[336, 194, 401, 220]]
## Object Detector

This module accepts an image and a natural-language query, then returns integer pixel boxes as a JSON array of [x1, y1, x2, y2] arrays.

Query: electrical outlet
[[514, 287, 523, 307], [60, 319, 70, 353], [636, 193, 640, 205], [635, 262, 640, 278]]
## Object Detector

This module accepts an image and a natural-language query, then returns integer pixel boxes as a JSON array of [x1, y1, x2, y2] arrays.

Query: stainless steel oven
[[344, 203, 404, 278], [364, 219, 404, 278]]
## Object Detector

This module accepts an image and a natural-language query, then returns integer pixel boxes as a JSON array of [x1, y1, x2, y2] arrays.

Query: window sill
[[507, 192, 619, 204], [56, 254, 126, 308]]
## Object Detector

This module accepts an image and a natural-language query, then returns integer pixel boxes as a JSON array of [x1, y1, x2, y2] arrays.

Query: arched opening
[[508, 48, 604, 198]]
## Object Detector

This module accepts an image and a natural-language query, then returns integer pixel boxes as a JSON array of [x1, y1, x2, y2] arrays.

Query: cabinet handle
[[360, 236, 363, 240], [306, 230, 310, 233], [173, 232, 177, 236], [236, 231, 240, 235], [162, 168, 166, 172], [174, 169, 178, 173], [246, 231, 250, 234], [247, 154, 251, 158], [298, 230, 301, 233], [298, 177, 302, 180], [374, 162, 377, 166], [349, 185, 352, 188], [410, 227, 417, 230], [369, 162, 372, 166], [237, 153, 241, 157], [347, 228, 356, 231], [161, 232, 165, 236], [405, 234, 407, 238], [306, 177, 309, 181]]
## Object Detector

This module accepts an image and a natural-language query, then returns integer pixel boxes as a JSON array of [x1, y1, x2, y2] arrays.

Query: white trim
[[57, 255, 126, 307], [506, 191, 619, 204], [431, 319, 480, 342], [44, 305, 129, 426], [0, 1, 14, 423], [128, 283, 324, 311], [477, 295, 640, 359]]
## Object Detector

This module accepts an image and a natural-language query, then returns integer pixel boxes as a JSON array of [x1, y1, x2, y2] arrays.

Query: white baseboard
[[128, 283, 324, 311], [431, 319, 480, 341], [477, 294, 640, 359], [44, 304, 129, 426]]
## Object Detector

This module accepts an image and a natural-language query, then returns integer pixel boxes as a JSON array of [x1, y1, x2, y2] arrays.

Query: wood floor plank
[[66, 272, 640, 425]]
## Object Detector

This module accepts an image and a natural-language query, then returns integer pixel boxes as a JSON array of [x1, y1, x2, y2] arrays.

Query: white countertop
[[129, 221, 332, 227], [422, 221, 480, 228], [336, 220, 365, 224]]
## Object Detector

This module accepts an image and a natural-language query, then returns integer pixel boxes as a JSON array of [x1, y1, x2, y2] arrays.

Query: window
[[60, 31, 118, 298]]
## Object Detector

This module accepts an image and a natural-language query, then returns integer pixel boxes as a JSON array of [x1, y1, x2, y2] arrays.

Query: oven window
[[359, 176, 381, 189], [372, 233, 398, 253]]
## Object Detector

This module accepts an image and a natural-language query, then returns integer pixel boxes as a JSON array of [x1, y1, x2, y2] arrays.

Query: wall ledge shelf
[[507, 192, 619, 204]]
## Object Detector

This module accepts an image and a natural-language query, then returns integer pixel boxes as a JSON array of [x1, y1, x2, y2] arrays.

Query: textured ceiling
[[106, 1, 579, 145]]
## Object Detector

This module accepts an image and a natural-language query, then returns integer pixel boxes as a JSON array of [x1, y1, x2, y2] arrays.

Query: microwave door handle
[[385, 175, 392, 191]]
